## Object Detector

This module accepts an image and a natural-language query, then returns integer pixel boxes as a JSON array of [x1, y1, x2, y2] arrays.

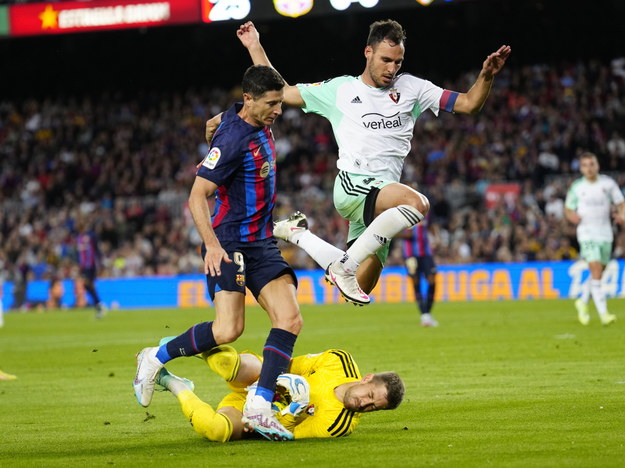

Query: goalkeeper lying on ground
[[155, 345, 405, 441]]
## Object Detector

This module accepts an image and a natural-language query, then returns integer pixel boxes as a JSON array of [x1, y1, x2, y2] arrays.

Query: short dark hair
[[367, 20, 406, 48], [579, 151, 598, 162], [373, 371, 405, 410], [241, 65, 285, 99]]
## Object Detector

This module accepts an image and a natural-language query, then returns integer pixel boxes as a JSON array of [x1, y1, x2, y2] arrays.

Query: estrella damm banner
[[4, 260, 625, 310], [8, 0, 200, 36]]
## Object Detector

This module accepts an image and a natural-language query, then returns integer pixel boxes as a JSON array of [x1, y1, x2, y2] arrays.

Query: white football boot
[[242, 393, 294, 441], [133, 347, 163, 407], [420, 313, 439, 327], [273, 211, 308, 243], [325, 260, 370, 306]]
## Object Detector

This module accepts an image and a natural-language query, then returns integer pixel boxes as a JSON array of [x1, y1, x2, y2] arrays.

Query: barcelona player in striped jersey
[[134, 66, 303, 441], [74, 221, 107, 319], [400, 217, 438, 327], [154, 346, 404, 442]]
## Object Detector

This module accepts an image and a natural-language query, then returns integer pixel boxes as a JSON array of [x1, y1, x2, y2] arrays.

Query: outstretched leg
[[328, 181, 429, 305]]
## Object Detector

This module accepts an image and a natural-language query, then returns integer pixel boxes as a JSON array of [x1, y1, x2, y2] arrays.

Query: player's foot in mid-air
[[325, 261, 370, 306], [575, 299, 590, 325], [133, 347, 163, 407], [273, 211, 308, 243], [420, 313, 439, 327], [242, 394, 294, 441], [600, 313, 616, 326]]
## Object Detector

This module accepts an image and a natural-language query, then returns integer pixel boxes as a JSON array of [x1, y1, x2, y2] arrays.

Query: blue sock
[[155, 321, 216, 364], [256, 328, 298, 402]]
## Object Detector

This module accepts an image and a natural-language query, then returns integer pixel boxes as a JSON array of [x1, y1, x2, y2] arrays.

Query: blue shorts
[[80, 267, 97, 281], [405, 255, 437, 278], [202, 238, 297, 300]]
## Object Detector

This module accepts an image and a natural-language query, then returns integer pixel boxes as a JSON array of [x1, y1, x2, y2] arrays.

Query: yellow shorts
[[217, 388, 246, 412]]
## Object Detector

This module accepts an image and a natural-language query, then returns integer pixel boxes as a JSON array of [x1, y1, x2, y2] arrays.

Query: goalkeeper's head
[[372, 372, 404, 410], [343, 372, 405, 412]]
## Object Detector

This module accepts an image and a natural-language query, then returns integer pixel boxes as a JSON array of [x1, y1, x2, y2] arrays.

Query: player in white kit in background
[[565, 152, 625, 325]]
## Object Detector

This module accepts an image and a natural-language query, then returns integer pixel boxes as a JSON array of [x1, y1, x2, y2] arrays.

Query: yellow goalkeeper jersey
[[278, 349, 362, 439]]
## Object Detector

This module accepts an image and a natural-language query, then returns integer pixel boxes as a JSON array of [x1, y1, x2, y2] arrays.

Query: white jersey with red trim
[[296, 73, 447, 181]]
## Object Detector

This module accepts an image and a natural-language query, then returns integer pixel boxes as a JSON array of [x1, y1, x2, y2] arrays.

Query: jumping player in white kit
[[238, 20, 511, 306]]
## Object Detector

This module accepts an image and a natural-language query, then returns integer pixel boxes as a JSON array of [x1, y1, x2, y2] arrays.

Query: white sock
[[580, 280, 590, 303], [342, 205, 424, 268], [590, 279, 608, 315], [296, 231, 344, 270]]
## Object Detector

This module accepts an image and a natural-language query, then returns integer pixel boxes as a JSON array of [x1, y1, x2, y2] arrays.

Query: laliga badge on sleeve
[[203, 147, 221, 169]]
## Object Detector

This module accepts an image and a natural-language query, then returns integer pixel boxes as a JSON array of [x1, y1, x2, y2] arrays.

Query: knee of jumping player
[[408, 192, 430, 217]]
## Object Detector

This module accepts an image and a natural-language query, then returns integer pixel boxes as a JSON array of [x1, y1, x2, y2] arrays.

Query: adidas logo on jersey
[[351, 96, 362, 103]]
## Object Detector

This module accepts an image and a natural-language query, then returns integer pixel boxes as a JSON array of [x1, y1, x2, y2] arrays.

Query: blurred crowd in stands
[[2, 57, 625, 296]]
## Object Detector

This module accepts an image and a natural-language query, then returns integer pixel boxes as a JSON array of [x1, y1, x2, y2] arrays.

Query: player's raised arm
[[452, 45, 511, 115], [236, 21, 305, 108]]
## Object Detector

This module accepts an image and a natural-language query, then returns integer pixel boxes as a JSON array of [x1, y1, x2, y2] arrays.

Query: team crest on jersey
[[203, 147, 221, 169], [389, 88, 401, 104], [306, 404, 315, 416], [236, 274, 245, 287]]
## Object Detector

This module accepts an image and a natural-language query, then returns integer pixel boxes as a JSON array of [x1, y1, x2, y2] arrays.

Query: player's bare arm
[[453, 45, 511, 114], [613, 201, 625, 226], [236, 21, 305, 107], [564, 206, 581, 225], [188, 176, 232, 276]]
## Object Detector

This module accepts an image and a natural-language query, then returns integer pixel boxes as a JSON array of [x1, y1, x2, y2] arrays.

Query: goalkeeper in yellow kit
[[155, 346, 405, 441]]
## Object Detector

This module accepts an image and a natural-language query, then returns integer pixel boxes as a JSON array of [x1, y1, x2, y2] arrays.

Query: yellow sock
[[177, 390, 233, 443], [201, 345, 241, 382]]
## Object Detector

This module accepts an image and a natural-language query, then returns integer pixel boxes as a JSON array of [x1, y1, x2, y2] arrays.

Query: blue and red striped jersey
[[402, 220, 432, 258], [196, 103, 277, 242], [76, 232, 99, 269]]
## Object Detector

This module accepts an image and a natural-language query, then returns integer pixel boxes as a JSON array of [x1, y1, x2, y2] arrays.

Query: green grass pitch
[[1, 299, 624, 467]]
